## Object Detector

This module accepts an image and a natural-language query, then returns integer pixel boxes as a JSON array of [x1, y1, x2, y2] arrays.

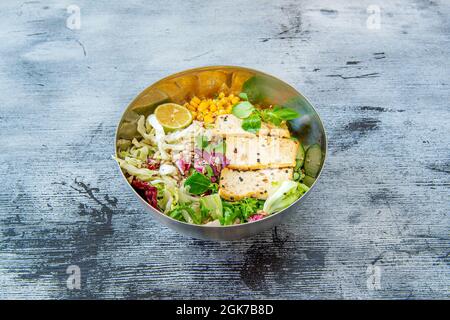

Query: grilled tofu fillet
[[219, 167, 294, 201], [225, 135, 298, 170], [214, 114, 290, 138], [215, 114, 297, 201]]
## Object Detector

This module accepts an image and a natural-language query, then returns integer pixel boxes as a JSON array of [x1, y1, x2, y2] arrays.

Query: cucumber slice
[[296, 143, 305, 168], [304, 144, 323, 178], [302, 175, 315, 187]]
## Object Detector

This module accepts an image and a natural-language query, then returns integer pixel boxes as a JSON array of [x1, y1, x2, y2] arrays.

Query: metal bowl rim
[[114, 65, 328, 229]]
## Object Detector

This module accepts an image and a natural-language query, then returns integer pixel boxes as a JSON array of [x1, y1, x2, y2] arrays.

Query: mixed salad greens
[[115, 86, 323, 226]]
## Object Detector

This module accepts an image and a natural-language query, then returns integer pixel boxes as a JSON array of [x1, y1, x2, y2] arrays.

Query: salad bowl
[[115, 66, 327, 240]]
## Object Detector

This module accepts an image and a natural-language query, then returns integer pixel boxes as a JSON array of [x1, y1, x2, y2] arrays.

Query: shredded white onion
[[159, 164, 178, 176]]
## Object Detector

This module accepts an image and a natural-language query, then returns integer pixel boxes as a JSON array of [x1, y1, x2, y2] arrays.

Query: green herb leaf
[[168, 203, 202, 224], [239, 92, 249, 101], [184, 172, 212, 195], [261, 109, 282, 126], [273, 107, 299, 120], [260, 106, 299, 127], [241, 112, 261, 133], [232, 101, 255, 119]]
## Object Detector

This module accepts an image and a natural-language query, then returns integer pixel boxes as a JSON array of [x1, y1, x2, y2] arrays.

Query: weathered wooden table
[[0, 0, 448, 299]]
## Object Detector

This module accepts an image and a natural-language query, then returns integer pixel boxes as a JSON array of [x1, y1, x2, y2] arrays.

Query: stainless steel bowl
[[115, 66, 327, 240]]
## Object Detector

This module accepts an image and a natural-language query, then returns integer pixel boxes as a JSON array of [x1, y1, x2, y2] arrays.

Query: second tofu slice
[[219, 167, 294, 201], [226, 136, 298, 170]]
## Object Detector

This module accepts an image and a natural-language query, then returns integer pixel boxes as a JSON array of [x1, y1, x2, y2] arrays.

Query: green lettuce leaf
[[200, 194, 223, 220], [263, 181, 309, 214], [220, 198, 264, 225]]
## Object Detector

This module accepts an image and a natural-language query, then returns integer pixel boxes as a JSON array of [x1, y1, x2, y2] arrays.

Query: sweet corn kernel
[[191, 96, 201, 105], [196, 114, 204, 121], [198, 102, 209, 112], [191, 111, 197, 118], [204, 115, 214, 124], [218, 109, 228, 115], [219, 92, 225, 98], [231, 97, 240, 104], [209, 104, 217, 112]]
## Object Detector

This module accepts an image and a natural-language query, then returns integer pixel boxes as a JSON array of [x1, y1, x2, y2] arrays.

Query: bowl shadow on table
[[184, 206, 328, 293]]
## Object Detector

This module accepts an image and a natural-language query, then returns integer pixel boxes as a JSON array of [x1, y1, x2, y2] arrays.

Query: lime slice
[[154, 103, 193, 131]]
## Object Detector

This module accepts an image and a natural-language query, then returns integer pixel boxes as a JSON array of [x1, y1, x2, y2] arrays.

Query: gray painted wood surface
[[0, 0, 448, 299]]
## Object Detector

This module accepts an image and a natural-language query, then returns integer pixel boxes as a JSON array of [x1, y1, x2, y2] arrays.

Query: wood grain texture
[[0, 0, 448, 299]]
